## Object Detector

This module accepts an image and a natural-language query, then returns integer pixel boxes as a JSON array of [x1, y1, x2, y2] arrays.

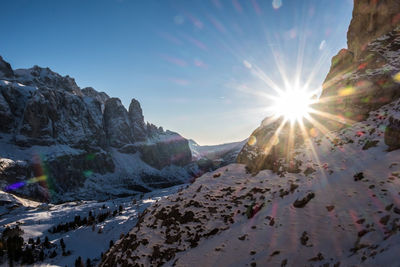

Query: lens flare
[[271, 88, 312, 122]]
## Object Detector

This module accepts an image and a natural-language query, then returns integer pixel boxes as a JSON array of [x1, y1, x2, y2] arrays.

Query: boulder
[[385, 116, 400, 150]]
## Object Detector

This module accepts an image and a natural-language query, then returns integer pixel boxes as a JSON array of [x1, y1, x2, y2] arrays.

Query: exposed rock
[[385, 116, 400, 150], [237, 117, 304, 173], [19, 88, 106, 147], [0, 91, 14, 132], [14, 66, 83, 96], [348, 0, 400, 59], [0, 56, 14, 79], [136, 133, 192, 169], [353, 172, 365, 181], [293, 192, 315, 208], [0, 55, 193, 201], [81, 87, 109, 112], [128, 98, 146, 141], [316, 1, 400, 129], [103, 98, 134, 147]]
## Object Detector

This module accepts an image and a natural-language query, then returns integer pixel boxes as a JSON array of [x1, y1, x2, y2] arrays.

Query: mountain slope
[[102, 1, 400, 266], [102, 98, 400, 266], [0, 58, 192, 202]]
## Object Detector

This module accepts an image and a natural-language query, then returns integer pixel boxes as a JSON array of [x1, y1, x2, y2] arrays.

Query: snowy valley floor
[[0, 185, 183, 266], [102, 99, 400, 266]]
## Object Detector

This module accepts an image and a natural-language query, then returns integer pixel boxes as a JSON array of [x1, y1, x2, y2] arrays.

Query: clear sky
[[0, 0, 353, 145]]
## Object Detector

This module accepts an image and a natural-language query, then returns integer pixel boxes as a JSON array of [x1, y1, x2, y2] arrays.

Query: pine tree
[[39, 249, 44, 261], [36, 236, 41, 245], [60, 238, 65, 250], [44, 236, 50, 248], [109, 240, 114, 248]]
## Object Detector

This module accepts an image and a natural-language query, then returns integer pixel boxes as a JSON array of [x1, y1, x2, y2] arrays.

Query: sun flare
[[272, 89, 313, 122]]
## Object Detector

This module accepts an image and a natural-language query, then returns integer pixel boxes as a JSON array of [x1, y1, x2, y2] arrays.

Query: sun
[[272, 88, 313, 122]]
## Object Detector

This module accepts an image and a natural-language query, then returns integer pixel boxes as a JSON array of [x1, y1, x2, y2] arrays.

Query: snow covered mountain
[[101, 1, 400, 266], [0, 58, 193, 202], [189, 139, 247, 168]]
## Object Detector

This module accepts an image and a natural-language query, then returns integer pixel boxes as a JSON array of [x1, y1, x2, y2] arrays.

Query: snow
[[102, 98, 400, 266], [0, 185, 183, 266]]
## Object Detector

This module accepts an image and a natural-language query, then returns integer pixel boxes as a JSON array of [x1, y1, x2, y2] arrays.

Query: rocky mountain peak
[[0, 56, 14, 79], [348, 0, 400, 59], [14, 65, 82, 96], [128, 98, 146, 141]]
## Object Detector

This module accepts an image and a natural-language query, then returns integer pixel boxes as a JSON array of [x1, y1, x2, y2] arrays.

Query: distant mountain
[[189, 139, 247, 163], [102, 1, 400, 265], [0, 57, 193, 202]]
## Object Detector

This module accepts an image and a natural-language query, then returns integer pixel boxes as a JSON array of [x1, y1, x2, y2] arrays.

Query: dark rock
[[136, 135, 191, 169], [103, 98, 134, 147], [354, 172, 365, 181], [293, 192, 315, 208], [379, 214, 390, 225], [128, 98, 146, 141], [0, 56, 14, 79], [362, 140, 379, 150], [385, 116, 400, 150]]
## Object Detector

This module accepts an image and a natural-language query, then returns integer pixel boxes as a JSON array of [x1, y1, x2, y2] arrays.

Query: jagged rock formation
[[317, 0, 400, 126], [0, 56, 192, 202], [348, 0, 400, 59], [238, 0, 400, 173]]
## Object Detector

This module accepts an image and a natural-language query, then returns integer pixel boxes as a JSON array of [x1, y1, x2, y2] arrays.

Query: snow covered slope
[[189, 139, 246, 162], [102, 98, 400, 266], [0, 185, 183, 266]]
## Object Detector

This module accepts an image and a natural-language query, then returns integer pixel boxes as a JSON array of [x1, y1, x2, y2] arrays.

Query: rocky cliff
[[237, 0, 400, 173], [0, 56, 192, 202], [317, 0, 400, 126]]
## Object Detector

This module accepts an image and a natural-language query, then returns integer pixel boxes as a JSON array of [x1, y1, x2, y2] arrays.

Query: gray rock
[[385, 116, 400, 150], [0, 56, 14, 79], [103, 98, 134, 147]]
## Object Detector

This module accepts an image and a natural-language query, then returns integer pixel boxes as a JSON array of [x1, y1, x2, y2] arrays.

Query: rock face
[[137, 135, 192, 169], [237, 117, 303, 173], [384, 115, 400, 150], [317, 0, 400, 127], [348, 0, 400, 59], [0, 56, 14, 78], [0, 56, 192, 201]]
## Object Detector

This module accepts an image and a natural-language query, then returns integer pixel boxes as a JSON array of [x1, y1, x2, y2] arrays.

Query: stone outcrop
[[348, 0, 400, 59], [0, 56, 14, 79], [237, 117, 304, 173], [316, 0, 400, 128], [104, 98, 135, 147], [128, 98, 147, 141], [385, 116, 400, 150]]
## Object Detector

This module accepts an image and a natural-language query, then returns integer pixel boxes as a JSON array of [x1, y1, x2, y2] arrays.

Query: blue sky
[[0, 0, 353, 145]]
